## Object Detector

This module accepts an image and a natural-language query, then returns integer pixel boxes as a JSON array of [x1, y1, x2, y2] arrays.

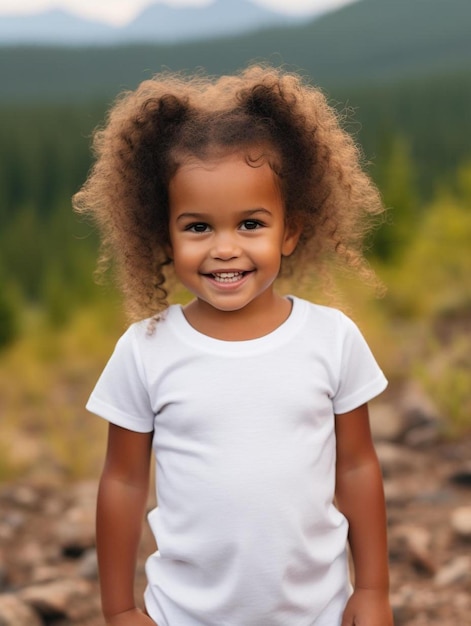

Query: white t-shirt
[[87, 296, 387, 626]]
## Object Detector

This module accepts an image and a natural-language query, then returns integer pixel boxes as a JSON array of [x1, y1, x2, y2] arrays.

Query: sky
[[0, 0, 356, 25]]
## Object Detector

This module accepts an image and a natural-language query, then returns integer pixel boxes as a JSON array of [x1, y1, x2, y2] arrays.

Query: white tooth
[[212, 271, 242, 283]]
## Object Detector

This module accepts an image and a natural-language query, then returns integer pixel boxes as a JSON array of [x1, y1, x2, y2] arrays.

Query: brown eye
[[186, 223, 210, 233], [241, 220, 262, 230]]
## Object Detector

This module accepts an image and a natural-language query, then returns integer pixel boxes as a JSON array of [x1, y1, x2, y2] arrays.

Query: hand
[[106, 607, 157, 625], [341, 588, 394, 626]]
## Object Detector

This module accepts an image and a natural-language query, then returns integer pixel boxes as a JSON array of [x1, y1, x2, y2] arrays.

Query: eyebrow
[[175, 208, 272, 222]]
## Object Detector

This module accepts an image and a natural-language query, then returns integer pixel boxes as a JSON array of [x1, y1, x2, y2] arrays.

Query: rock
[[0, 511, 26, 541], [19, 578, 94, 621], [375, 442, 420, 477], [56, 483, 97, 555], [400, 380, 441, 424], [0, 594, 43, 626], [15, 541, 45, 571], [57, 506, 95, 555], [451, 506, 471, 539], [398, 381, 442, 447], [11, 486, 40, 509], [453, 591, 471, 611], [403, 422, 441, 448], [0, 554, 7, 591], [390, 525, 437, 575], [449, 463, 471, 487], [42, 494, 64, 517], [383, 480, 414, 507], [370, 384, 443, 447], [390, 586, 417, 625], [415, 487, 456, 508], [434, 556, 471, 586], [78, 548, 99, 580], [31, 565, 62, 584]]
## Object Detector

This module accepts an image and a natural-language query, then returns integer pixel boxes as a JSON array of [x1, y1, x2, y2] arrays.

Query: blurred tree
[[385, 191, 471, 318], [456, 161, 471, 201], [371, 135, 419, 260], [0, 275, 20, 349]]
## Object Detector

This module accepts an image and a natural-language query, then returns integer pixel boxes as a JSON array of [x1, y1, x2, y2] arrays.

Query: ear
[[281, 224, 301, 257]]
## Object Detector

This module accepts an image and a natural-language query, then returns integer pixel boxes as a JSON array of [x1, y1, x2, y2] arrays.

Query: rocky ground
[[1, 381, 470, 626]]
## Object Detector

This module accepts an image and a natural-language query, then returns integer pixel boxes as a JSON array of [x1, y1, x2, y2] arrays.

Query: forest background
[[1, 0, 470, 479]]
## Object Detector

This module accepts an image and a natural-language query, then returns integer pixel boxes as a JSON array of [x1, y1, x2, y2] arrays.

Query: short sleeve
[[86, 325, 155, 433], [332, 314, 388, 415]]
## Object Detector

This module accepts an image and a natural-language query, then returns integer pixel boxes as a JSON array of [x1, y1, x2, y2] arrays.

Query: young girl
[[74, 65, 393, 626]]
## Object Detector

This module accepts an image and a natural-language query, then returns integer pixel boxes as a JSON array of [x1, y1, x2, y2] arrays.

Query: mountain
[[1, 0, 470, 103], [0, 0, 307, 46], [0, 9, 117, 46], [120, 0, 306, 43]]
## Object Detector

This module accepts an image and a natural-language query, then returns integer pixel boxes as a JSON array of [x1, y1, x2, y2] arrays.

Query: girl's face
[[168, 152, 299, 330]]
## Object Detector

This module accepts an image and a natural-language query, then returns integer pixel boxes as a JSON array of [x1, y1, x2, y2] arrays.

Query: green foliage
[[384, 193, 471, 318], [0, 304, 123, 479], [371, 135, 419, 260], [0, 102, 104, 337], [0, 278, 20, 349], [414, 333, 471, 434], [337, 72, 471, 199], [456, 161, 471, 201], [0, 102, 101, 220], [375, 179, 471, 433]]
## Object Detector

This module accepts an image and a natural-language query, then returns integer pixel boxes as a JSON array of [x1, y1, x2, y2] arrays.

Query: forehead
[[168, 153, 284, 216]]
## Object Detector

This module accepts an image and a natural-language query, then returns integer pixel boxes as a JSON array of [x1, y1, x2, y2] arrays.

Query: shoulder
[[293, 296, 353, 333], [124, 304, 181, 344], [292, 297, 371, 361], [105, 306, 181, 370]]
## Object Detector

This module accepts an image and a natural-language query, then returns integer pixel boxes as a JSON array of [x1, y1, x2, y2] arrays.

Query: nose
[[210, 231, 241, 261]]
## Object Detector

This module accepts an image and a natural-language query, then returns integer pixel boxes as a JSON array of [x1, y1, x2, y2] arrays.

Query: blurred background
[[0, 1, 470, 624]]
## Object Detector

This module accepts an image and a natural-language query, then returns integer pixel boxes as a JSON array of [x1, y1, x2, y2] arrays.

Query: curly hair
[[73, 64, 384, 322]]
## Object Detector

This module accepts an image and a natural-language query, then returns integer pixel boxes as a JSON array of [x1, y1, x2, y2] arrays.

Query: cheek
[[171, 238, 201, 266], [256, 231, 288, 255], [249, 240, 285, 271]]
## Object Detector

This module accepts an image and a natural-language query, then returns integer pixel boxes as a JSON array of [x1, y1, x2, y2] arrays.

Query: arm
[[96, 423, 156, 625], [335, 404, 394, 626]]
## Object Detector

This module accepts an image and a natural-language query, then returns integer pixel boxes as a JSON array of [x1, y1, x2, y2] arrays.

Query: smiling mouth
[[210, 271, 247, 283]]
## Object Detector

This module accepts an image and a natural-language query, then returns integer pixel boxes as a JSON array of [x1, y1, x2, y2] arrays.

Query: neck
[[182, 294, 292, 341]]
